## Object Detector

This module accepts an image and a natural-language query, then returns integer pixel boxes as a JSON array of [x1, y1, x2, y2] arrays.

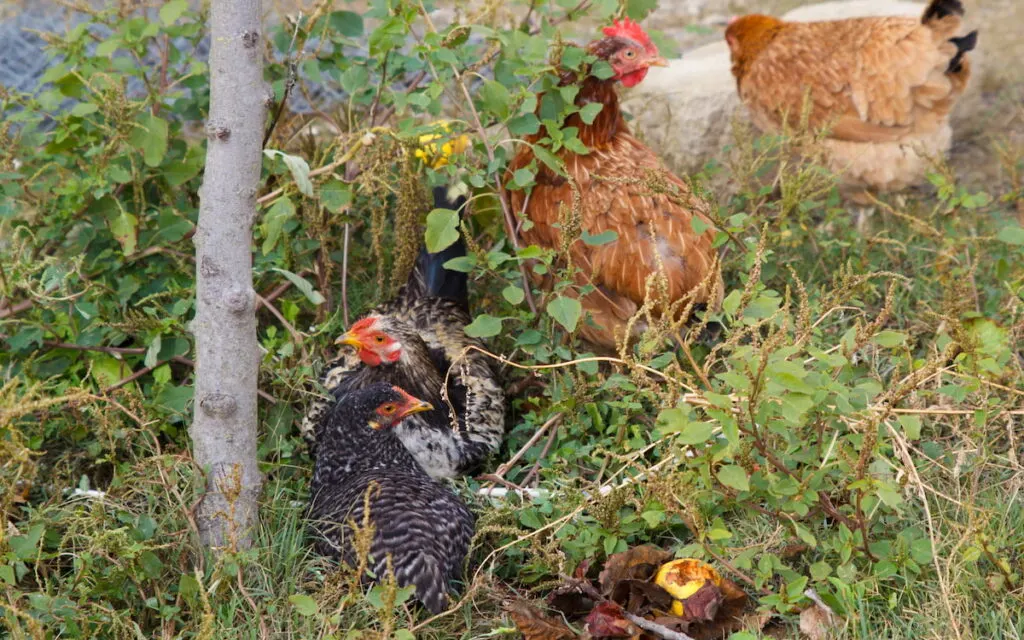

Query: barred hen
[[726, 0, 978, 199], [308, 382, 474, 614], [506, 19, 723, 352], [301, 186, 505, 478]]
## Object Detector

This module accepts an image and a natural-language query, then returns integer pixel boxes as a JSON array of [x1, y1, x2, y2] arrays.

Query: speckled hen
[[300, 186, 505, 478], [307, 382, 475, 614]]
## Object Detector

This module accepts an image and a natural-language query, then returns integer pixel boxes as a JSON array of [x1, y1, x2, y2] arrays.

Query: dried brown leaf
[[599, 545, 673, 595], [609, 578, 674, 616], [677, 581, 723, 623], [547, 582, 598, 619], [507, 600, 579, 640], [585, 601, 643, 638], [799, 602, 839, 640]]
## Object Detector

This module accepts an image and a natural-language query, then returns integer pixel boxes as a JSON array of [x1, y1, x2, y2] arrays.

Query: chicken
[[506, 19, 723, 352], [308, 382, 474, 614], [725, 0, 978, 199], [300, 186, 505, 479]]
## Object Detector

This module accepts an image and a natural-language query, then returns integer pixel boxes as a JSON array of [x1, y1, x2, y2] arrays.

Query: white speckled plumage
[[300, 188, 506, 478]]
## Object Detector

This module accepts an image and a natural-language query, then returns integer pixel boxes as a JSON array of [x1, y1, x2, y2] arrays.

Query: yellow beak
[[648, 57, 669, 68], [399, 400, 434, 419], [336, 331, 363, 349]]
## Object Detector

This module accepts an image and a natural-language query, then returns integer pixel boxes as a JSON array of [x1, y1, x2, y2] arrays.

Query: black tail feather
[[406, 186, 469, 308], [922, 0, 965, 23], [947, 30, 978, 73]]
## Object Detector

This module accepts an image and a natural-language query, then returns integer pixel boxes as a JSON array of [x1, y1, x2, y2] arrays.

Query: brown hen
[[507, 19, 723, 352], [726, 0, 978, 199]]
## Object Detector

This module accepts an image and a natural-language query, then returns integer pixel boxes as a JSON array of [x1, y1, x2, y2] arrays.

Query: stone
[[624, 0, 988, 193]]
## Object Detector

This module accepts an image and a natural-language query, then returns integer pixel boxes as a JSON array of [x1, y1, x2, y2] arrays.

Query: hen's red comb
[[602, 18, 656, 52], [349, 316, 377, 333]]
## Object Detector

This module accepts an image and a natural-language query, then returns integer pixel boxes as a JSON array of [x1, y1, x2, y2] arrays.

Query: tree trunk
[[190, 0, 266, 549]]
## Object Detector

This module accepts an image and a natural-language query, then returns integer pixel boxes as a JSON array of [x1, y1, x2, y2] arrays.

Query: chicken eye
[[374, 335, 386, 344], [623, 49, 636, 59], [380, 403, 396, 414]]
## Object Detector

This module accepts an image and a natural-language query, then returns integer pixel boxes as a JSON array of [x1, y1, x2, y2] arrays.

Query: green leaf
[[591, 60, 615, 80], [898, 415, 922, 440], [264, 150, 313, 197], [424, 208, 460, 253], [502, 285, 525, 305], [139, 550, 163, 579], [581, 229, 617, 246], [578, 103, 603, 125], [964, 318, 1010, 359], [510, 167, 535, 189], [875, 482, 903, 508], [871, 331, 907, 348], [328, 10, 364, 37], [562, 135, 589, 155], [145, 335, 162, 368], [996, 225, 1024, 246], [108, 208, 138, 255], [340, 65, 369, 94], [508, 113, 540, 136], [707, 527, 732, 541], [393, 585, 416, 607], [90, 354, 128, 388], [288, 594, 319, 616], [810, 561, 832, 581], [547, 295, 582, 332], [793, 523, 817, 547], [178, 573, 200, 604], [603, 535, 619, 556], [0, 565, 15, 586], [532, 145, 566, 177], [320, 180, 353, 213], [690, 216, 710, 235], [910, 538, 933, 564], [159, 0, 189, 25], [70, 102, 98, 117], [519, 509, 542, 529], [129, 114, 169, 167], [270, 268, 325, 305], [9, 525, 45, 561], [107, 164, 133, 184], [443, 256, 476, 272], [261, 197, 296, 254], [721, 290, 741, 316], [464, 314, 503, 338], [625, 0, 658, 19], [95, 38, 119, 57], [657, 408, 715, 444], [717, 465, 750, 492], [480, 80, 511, 120]]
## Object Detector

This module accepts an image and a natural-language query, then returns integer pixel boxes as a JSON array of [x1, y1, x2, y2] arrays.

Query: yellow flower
[[414, 121, 470, 169]]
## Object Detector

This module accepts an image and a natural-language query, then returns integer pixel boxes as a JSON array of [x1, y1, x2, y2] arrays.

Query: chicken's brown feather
[[726, 5, 976, 193]]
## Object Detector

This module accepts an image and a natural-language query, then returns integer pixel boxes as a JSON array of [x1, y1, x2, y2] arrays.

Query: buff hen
[[726, 0, 978, 200]]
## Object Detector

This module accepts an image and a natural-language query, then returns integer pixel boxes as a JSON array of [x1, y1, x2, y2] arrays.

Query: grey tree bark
[[190, 0, 266, 549]]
